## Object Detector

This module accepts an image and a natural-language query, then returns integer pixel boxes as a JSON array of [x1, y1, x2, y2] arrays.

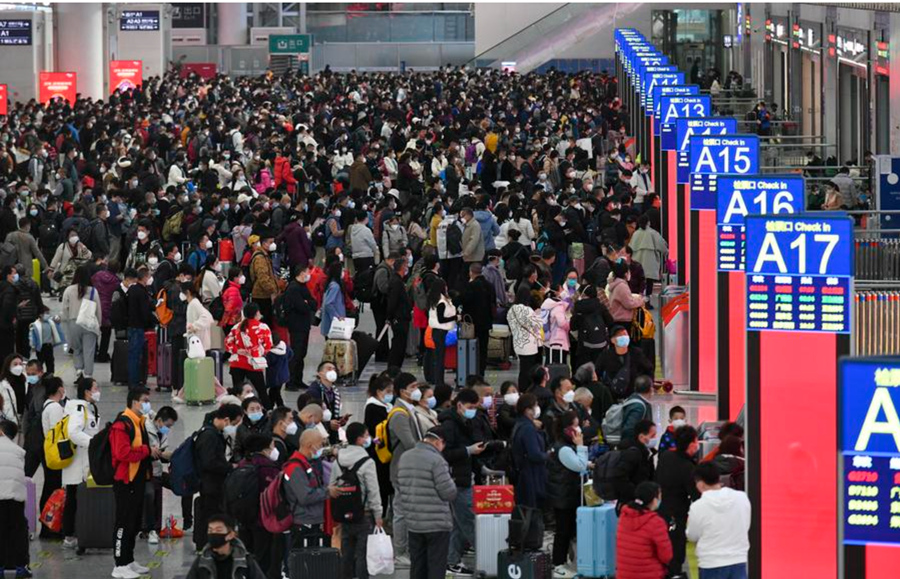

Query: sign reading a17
[[746, 215, 852, 276]]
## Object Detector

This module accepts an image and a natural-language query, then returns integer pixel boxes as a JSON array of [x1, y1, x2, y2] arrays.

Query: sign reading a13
[[659, 95, 710, 127]]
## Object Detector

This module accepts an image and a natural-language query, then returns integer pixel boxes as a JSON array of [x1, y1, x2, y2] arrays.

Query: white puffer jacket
[[0, 435, 26, 501], [61, 399, 100, 487]]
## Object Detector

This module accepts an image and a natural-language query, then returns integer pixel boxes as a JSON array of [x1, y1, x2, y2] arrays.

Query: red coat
[[109, 412, 151, 484], [615, 505, 673, 579], [274, 156, 297, 194]]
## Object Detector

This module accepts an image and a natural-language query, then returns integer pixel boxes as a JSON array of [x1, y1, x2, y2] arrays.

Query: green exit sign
[[268, 34, 311, 54]]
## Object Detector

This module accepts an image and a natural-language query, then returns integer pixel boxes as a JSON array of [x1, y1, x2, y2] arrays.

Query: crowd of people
[[0, 61, 750, 579]]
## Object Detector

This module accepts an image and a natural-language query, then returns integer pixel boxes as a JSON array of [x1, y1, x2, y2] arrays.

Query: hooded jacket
[[686, 487, 751, 569], [329, 444, 382, 517], [615, 505, 673, 579], [473, 210, 500, 251], [185, 538, 267, 579], [540, 296, 570, 350]]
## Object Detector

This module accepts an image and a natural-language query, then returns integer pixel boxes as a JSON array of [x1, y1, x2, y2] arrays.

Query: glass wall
[[306, 10, 473, 43]]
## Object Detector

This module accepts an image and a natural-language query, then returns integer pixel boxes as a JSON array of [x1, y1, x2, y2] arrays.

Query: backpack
[[76, 220, 93, 250], [223, 463, 260, 525], [16, 289, 38, 323], [411, 276, 428, 311], [44, 408, 84, 470], [0, 241, 16, 268], [603, 353, 632, 399], [445, 220, 463, 255], [352, 267, 374, 304], [535, 230, 550, 253], [260, 457, 303, 533], [169, 428, 205, 497], [601, 398, 643, 446], [273, 293, 289, 326], [330, 456, 370, 524], [580, 308, 609, 348], [592, 449, 623, 500], [162, 210, 184, 242], [209, 295, 225, 322], [465, 142, 478, 165], [312, 222, 328, 247], [374, 406, 409, 464], [88, 416, 132, 486], [631, 305, 655, 341], [155, 287, 173, 327], [504, 422, 523, 484], [38, 220, 60, 249]]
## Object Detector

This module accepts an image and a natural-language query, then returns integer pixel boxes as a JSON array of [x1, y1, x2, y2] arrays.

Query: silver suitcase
[[476, 513, 511, 577]]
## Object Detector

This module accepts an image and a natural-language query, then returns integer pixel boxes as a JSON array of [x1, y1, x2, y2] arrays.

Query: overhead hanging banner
[[38, 72, 77, 105], [109, 60, 143, 94]]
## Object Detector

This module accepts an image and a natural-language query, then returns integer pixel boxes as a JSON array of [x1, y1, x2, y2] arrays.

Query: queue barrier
[[854, 290, 900, 356], [660, 285, 689, 387]]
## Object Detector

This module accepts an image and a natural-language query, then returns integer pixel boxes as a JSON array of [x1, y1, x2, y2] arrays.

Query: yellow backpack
[[374, 406, 409, 464], [631, 305, 656, 341], [44, 407, 86, 470]]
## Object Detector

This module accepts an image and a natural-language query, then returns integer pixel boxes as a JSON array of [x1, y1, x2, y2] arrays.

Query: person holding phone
[[308, 361, 343, 445]]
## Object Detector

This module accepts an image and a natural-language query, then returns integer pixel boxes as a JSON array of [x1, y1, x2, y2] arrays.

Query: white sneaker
[[129, 561, 150, 574], [394, 555, 411, 568], [147, 530, 159, 544], [553, 565, 575, 578], [172, 395, 185, 404], [62, 537, 78, 549], [111, 566, 141, 579]]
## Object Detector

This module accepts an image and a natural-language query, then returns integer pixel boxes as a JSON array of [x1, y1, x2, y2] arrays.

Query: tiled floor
[[24, 294, 715, 579]]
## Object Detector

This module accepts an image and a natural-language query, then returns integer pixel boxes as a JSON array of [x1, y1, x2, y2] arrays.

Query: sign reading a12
[[745, 215, 852, 276]]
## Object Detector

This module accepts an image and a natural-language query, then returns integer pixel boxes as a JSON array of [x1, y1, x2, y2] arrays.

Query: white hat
[[236, 193, 251, 205]]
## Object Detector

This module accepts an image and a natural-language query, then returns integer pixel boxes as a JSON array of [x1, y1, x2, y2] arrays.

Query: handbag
[[458, 314, 475, 340], [250, 356, 268, 370], [508, 505, 544, 551], [75, 288, 101, 335], [327, 317, 356, 341], [366, 528, 395, 576]]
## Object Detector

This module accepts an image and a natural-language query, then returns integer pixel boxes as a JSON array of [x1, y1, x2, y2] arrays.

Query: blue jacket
[[188, 248, 208, 272], [320, 281, 346, 337], [474, 210, 500, 251], [511, 416, 549, 509], [265, 344, 293, 388]]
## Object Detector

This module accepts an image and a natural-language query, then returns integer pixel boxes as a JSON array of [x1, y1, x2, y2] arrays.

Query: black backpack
[[353, 267, 375, 304], [604, 355, 632, 400], [88, 416, 132, 487], [580, 308, 609, 349], [273, 293, 289, 326], [445, 220, 463, 255], [330, 456, 369, 524], [224, 463, 260, 524], [592, 449, 623, 500], [38, 220, 60, 250], [110, 288, 129, 331], [209, 295, 225, 322], [312, 222, 328, 247]]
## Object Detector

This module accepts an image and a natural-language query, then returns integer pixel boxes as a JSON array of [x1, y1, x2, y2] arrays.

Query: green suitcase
[[183, 357, 215, 405]]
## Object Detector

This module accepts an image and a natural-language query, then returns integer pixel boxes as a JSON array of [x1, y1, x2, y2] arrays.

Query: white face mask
[[671, 419, 687, 428], [285, 421, 299, 436], [137, 231, 148, 241], [533, 405, 541, 419], [10, 364, 24, 376], [324, 370, 338, 383], [205, 240, 213, 250], [562, 390, 575, 403], [174, 252, 183, 263], [69, 235, 79, 245], [238, 275, 246, 285], [503, 392, 520, 406], [410, 388, 422, 402], [147, 256, 159, 266], [269, 447, 280, 462], [268, 242, 277, 252], [91, 390, 101, 402]]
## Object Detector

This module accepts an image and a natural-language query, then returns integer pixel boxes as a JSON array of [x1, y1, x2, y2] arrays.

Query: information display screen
[[676, 118, 737, 184], [642, 70, 682, 111], [659, 96, 710, 150], [716, 175, 805, 271], [745, 214, 852, 333], [0, 19, 31, 46], [652, 85, 699, 124], [688, 135, 760, 205], [120, 10, 160, 31], [840, 358, 900, 547]]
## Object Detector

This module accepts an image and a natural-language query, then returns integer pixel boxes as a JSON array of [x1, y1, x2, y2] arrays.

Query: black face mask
[[208, 533, 229, 550]]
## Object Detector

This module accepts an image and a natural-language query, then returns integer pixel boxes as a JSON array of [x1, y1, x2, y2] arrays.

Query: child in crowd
[[29, 306, 65, 376], [658, 405, 686, 452]]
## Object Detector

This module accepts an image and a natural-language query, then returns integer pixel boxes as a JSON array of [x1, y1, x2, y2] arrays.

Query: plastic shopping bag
[[366, 527, 395, 576], [40, 488, 66, 533], [328, 317, 356, 341]]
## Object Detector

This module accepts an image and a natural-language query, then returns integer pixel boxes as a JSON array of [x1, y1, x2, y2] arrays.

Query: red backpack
[[259, 457, 304, 533]]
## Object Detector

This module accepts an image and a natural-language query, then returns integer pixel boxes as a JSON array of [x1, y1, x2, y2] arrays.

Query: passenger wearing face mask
[[412, 383, 439, 434], [230, 433, 280, 574], [50, 227, 93, 290], [615, 481, 673, 579], [658, 406, 687, 453], [185, 513, 267, 579], [282, 263, 318, 390], [248, 232, 283, 326], [436, 388, 486, 576], [60, 377, 102, 549], [307, 361, 343, 445], [548, 410, 590, 577], [509, 393, 549, 510], [363, 374, 394, 518], [192, 403, 244, 553], [233, 398, 268, 461], [109, 387, 158, 579], [143, 405, 178, 546], [542, 376, 578, 441], [284, 429, 341, 545], [380, 211, 408, 258], [598, 325, 654, 402], [655, 425, 701, 579], [496, 382, 520, 441], [225, 303, 274, 410]]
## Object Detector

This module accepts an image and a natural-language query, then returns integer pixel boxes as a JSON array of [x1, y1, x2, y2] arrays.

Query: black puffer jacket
[[194, 425, 232, 495], [438, 407, 479, 488], [548, 441, 582, 510]]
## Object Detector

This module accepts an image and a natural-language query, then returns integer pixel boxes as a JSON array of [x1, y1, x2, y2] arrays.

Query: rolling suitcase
[[322, 339, 357, 379], [576, 502, 618, 578], [111, 340, 131, 384], [75, 481, 116, 553], [209, 324, 225, 351], [457, 338, 478, 386], [498, 549, 552, 579], [184, 357, 215, 405], [145, 330, 158, 377], [207, 349, 226, 386], [157, 328, 173, 390], [289, 533, 341, 579], [24, 476, 36, 538], [476, 514, 510, 577], [545, 346, 570, 383], [351, 330, 377, 374]]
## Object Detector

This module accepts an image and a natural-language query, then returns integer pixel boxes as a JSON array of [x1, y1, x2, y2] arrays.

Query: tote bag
[[76, 288, 101, 336]]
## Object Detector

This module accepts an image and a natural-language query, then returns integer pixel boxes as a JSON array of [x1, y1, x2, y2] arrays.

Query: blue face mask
[[25, 374, 39, 385], [615, 335, 630, 349], [11, 273, 19, 283], [427, 396, 437, 409], [463, 408, 477, 420], [384, 393, 394, 404], [141, 401, 152, 415], [567, 279, 577, 288], [158, 425, 170, 436], [248, 411, 264, 423], [313, 448, 323, 459]]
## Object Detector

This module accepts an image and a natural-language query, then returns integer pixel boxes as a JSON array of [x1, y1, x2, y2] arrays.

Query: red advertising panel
[[180, 63, 217, 80], [110, 60, 142, 94], [39, 72, 77, 104], [0, 84, 7, 116]]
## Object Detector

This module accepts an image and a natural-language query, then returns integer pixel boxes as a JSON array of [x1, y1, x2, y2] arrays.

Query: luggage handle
[[547, 346, 565, 365]]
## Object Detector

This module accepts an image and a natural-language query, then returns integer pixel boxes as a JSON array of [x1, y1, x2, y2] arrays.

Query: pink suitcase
[[24, 476, 36, 538]]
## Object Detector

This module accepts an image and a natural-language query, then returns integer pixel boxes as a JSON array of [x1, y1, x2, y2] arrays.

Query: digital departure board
[[688, 135, 760, 207], [0, 19, 31, 46], [652, 85, 699, 129], [120, 10, 160, 31], [716, 175, 805, 271], [659, 95, 710, 150], [840, 357, 900, 547], [745, 214, 852, 333], [675, 118, 737, 184]]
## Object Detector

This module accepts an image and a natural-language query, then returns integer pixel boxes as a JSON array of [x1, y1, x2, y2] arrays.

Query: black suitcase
[[545, 347, 570, 383], [75, 483, 116, 553], [111, 340, 146, 385], [352, 330, 378, 374], [498, 549, 552, 579], [208, 349, 226, 385], [289, 534, 340, 579], [457, 338, 479, 386]]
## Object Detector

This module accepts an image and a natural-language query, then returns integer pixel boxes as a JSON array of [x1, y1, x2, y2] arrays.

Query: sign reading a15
[[745, 215, 852, 276], [688, 134, 759, 176]]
